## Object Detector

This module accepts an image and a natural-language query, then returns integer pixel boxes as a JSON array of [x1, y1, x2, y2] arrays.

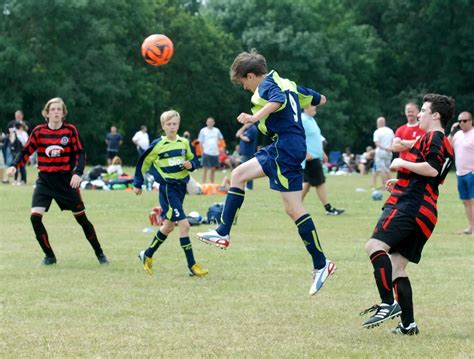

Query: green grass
[[1, 168, 473, 357]]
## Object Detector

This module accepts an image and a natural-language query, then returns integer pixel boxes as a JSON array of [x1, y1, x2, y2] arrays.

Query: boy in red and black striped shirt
[[7, 98, 108, 265], [361, 94, 455, 335]]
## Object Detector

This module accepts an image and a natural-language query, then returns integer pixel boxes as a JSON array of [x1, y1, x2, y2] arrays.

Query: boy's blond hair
[[42, 97, 68, 121], [160, 110, 180, 126], [230, 49, 267, 84]]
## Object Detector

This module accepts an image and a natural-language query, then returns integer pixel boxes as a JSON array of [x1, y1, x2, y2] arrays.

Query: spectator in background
[[392, 102, 425, 159], [13, 122, 28, 185], [358, 146, 375, 175], [4, 127, 23, 184], [301, 105, 344, 215], [107, 156, 124, 177], [449, 111, 474, 235], [132, 125, 150, 157], [373, 117, 394, 188], [342, 147, 356, 172], [0, 131, 7, 183], [236, 123, 258, 190], [8, 110, 30, 133], [105, 126, 123, 165], [198, 117, 223, 183]]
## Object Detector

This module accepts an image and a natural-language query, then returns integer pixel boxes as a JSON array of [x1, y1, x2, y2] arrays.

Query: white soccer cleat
[[196, 229, 230, 249], [309, 259, 336, 295]]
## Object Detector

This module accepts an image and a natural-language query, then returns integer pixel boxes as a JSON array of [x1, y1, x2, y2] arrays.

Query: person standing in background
[[449, 111, 474, 235], [392, 102, 425, 159], [132, 125, 150, 157], [236, 123, 258, 190], [105, 126, 123, 165], [198, 117, 223, 183]]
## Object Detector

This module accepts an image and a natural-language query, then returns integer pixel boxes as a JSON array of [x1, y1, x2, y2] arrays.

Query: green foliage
[[0, 0, 241, 163], [1, 0, 472, 161]]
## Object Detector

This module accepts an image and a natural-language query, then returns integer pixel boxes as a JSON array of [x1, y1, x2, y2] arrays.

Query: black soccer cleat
[[392, 322, 419, 336], [97, 253, 109, 265], [361, 302, 401, 328], [326, 207, 345, 216], [42, 256, 57, 265]]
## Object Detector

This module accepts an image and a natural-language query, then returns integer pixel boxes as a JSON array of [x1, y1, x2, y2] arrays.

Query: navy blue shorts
[[457, 172, 474, 200], [159, 182, 187, 221], [255, 138, 305, 192]]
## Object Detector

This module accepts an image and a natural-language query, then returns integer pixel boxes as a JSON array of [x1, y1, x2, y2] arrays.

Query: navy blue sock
[[296, 214, 326, 269], [370, 250, 394, 305], [216, 187, 245, 235], [145, 230, 167, 257], [180, 236, 196, 268]]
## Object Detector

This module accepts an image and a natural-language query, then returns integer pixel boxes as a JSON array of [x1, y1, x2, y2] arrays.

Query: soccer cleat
[[196, 229, 230, 249], [326, 207, 345, 216], [188, 263, 209, 277], [392, 322, 419, 335], [361, 302, 402, 328], [97, 253, 109, 265], [138, 250, 153, 275], [309, 259, 336, 295], [41, 256, 57, 265]]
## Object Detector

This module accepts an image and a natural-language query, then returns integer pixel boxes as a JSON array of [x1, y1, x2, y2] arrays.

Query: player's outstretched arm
[[390, 158, 438, 177], [237, 102, 281, 124]]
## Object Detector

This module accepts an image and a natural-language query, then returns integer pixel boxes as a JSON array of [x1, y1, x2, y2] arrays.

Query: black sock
[[394, 277, 414, 326], [145, 230, 167, 257], [180, 236, 196, 268], [30, 213, 55, 258], [324, 203, 332, 211], [74, 212, 104, 256], [370, 250, 394, 305], [296, 214, 326, 269]]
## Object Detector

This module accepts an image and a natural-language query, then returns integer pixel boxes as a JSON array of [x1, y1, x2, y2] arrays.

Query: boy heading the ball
[[197, 49, 335, 295], [7, 97, 108, 265], [133, 110, 208, 277], [361, 94, 455, 335]]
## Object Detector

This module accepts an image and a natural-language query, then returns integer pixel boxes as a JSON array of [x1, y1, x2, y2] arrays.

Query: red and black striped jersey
[[384, 131, 453, 237], [12, 123, 86, 175]]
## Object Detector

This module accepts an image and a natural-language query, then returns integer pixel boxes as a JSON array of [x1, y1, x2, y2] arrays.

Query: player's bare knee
[[366, 238, 387, 255]]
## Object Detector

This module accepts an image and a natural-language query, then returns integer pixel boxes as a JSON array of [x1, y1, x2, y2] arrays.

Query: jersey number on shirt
[[288, 93, 298, 122]]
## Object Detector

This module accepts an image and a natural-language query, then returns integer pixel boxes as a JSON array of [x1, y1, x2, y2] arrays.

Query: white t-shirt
[[373, 126, 394, 156], [132, 130, 150, 150], [198, 127, 223, 156]]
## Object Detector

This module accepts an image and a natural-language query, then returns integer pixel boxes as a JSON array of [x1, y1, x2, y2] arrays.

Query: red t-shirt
[[394, 124, 426, 160]]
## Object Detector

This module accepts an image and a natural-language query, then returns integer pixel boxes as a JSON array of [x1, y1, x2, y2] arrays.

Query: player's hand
[[306, 153, 313, 161], [134, 187, 142, 196], [182, 160, 192, 170], [390, 158, 405, 170], [6, 166, 16, 177], [70, 174, 82, 189], [385, 179, 398, 192], [237, 113, 255, 124]]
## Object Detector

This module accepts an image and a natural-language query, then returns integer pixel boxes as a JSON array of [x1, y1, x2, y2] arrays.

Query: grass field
[[1, 168, 473, 358]]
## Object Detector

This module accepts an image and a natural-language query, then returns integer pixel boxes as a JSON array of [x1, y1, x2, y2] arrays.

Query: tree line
[[1, 0, 472, 164]]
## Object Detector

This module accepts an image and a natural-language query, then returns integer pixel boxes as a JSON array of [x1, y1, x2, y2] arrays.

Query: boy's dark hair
[[230, 49, 267, 84], [423, 93, 455, 128]]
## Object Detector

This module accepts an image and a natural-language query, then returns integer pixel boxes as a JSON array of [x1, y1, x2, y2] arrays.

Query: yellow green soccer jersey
[[133, 135, 196, 186]]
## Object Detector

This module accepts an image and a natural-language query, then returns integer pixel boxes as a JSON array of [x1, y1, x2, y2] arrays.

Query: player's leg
[[391, 253, 419, 335], [139, 220, 174, 275], [30, 207, 57, 265], [73, 209, 108, 264], [461, 199, 473, 234], [177, 219, 208, 277], [197, 158, 266, 248], [301, 182, 311, 199], [281, 190, 336, 295], [210, 166, 216, 183]]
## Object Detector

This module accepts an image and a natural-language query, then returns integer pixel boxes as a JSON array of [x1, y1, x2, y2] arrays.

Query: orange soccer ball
[[141, 34, 174, 66]]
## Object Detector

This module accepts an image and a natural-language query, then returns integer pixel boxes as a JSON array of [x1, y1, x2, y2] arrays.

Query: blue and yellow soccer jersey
[[133, 135, 197, 187], [251, 70, 322, 139]]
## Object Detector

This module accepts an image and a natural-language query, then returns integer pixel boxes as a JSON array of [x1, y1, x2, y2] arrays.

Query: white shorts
[[375, 151, 392, 172]]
